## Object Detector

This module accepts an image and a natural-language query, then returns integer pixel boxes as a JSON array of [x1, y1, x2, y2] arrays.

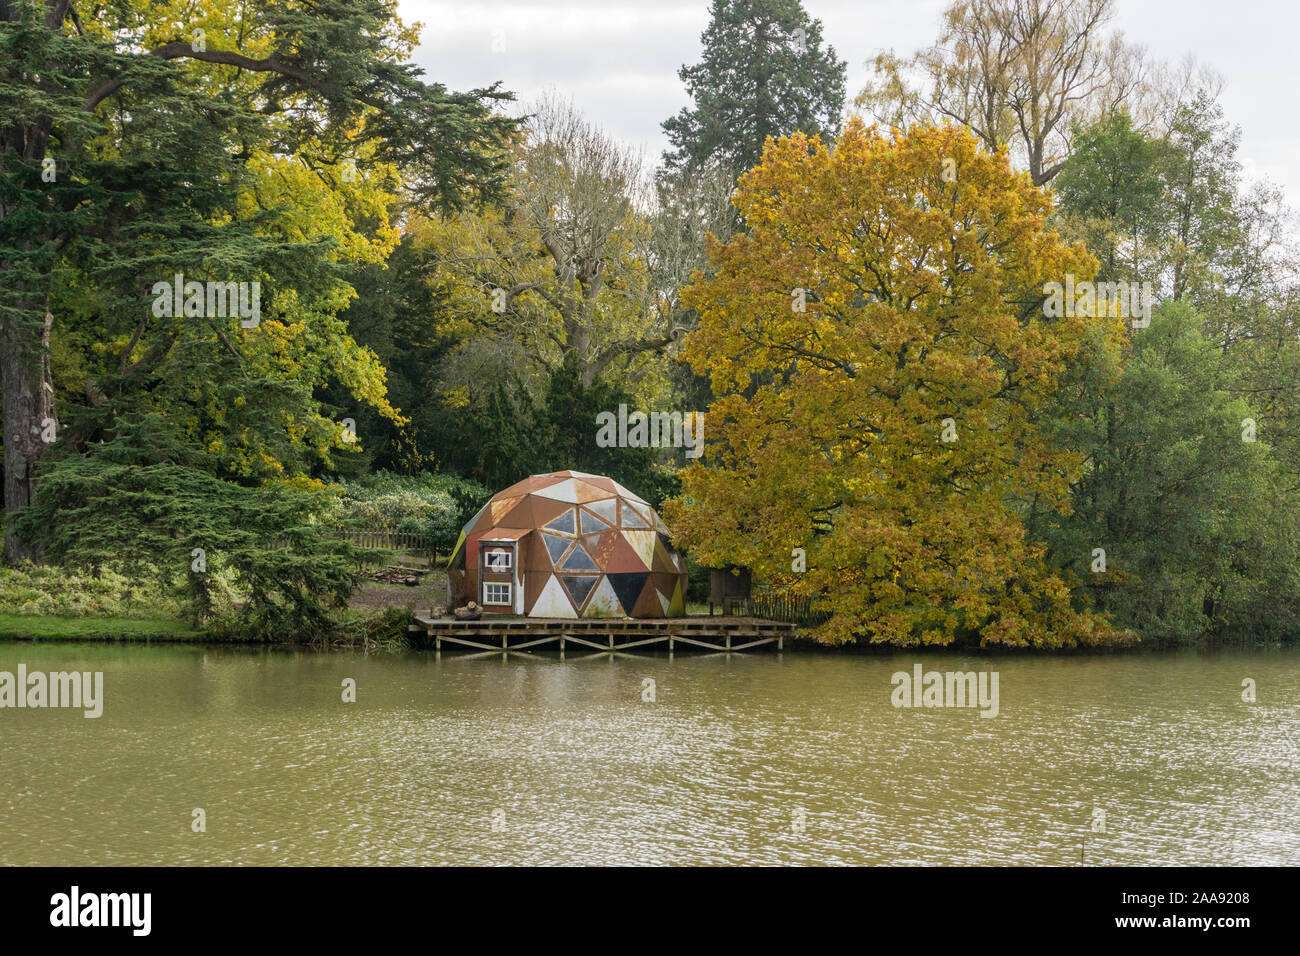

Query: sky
[[399, 0, 1300, 206]]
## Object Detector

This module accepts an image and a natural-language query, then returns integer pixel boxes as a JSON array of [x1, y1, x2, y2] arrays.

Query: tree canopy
[[667, 120, 1129, 646]]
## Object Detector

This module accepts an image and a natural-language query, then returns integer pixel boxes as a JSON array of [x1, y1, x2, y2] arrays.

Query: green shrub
[[334, 472, 489, 549], [0, 564, 185, 618], [15, 458, 362, 639]]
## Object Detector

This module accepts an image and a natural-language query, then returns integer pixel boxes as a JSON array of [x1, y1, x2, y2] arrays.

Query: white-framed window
[[484, 548, 512, 570], [484, 582, 512, 605]]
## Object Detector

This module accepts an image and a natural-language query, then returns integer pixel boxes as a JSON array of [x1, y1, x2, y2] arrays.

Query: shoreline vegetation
[[0, 566, 1285, 652], [0, 617, 1284, 652], [1, 502, 1292, 651]]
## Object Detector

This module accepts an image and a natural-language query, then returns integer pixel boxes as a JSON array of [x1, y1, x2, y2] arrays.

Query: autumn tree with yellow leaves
[[666, 120, 1131, 647]]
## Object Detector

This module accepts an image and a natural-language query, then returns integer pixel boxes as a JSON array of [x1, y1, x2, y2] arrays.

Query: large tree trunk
[[1, 2, 65, 562], [2, 309, 55, 562]]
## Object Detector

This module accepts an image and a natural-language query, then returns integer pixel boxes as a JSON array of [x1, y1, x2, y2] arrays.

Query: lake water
[[1, 642, 1296, 865]]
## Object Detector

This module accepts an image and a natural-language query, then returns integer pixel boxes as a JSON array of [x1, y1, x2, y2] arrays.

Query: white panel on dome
[[611, 480, 648, 504], [582, 576, 623, 618], [621, 502, 650, 529], [656, 589, 671, 616], [587, 497, 619, 526], [530, 574, 578, 618], [532, 478, 579, 503]]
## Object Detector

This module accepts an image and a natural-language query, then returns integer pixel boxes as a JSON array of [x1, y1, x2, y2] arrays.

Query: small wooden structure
[[707, 565, 752, 616], [411, 614, 792, 654]]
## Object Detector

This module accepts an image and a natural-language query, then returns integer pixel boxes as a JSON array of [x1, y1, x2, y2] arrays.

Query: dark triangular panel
[[606, 572, 650, 614], [542, 532, 570, 565], [561, 575, 599, 607], [558, 544, 599, 571], [544, 509, 576, 535]]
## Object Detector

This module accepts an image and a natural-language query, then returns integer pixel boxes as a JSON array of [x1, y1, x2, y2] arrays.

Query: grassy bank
[[0, 565, 201, 641], [0, 613, 201, 641]]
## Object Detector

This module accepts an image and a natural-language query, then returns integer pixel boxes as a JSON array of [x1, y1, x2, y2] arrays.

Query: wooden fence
[[334, 529, 436, 553], [261, 529, 440, 561], [743, 591, 831, 628]]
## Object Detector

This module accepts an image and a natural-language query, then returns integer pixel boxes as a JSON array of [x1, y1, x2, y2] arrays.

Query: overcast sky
[[400, 1, 1300, 206]]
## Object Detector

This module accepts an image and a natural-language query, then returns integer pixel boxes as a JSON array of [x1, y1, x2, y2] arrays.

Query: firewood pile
[[364, 566, 429, 586], [453, 602, 483, 620]]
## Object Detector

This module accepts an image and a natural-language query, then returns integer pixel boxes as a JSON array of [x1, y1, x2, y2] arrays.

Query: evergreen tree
[[661, 0, 846, 178], [17, 441, 363, 638]]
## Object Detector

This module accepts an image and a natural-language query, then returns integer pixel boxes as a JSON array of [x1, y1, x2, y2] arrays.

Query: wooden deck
[[409, 614, 795, 654]]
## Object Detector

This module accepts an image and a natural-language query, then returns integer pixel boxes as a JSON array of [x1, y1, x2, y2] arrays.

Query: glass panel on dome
[[543, 509, 576, 535], [580, 509, 612, 534], [542, 532, 570, 565], [561, 575, 599, 606], [558, 544, 599, 571], [621, 503, 650, 529], [587, 498, 619, 526]]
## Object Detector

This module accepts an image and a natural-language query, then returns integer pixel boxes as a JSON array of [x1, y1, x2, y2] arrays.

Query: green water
[[1, 642, 1296, 865]]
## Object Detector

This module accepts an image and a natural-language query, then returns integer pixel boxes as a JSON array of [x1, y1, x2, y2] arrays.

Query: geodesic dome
[[446, 471, 689, 618]]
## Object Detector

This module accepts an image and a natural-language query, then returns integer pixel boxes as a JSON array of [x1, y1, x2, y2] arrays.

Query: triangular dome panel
[[558, 544, 599, 572], [532, 478, 579, 503], [607, 572, 649, 613], [586, 497, 618, 526], [541, 532, 570, 565], [532, 575, 577, 618], [543, 509, 576, 535], [668, 578, 685, 616], [605, 534, 647, 573], [582, 575, 623, 617], [652, 535, 677, 573], [622, 528, 657, 565], [579, 509, 612, 534], [621, 502, 650, 529], [561, 575, 599, 607]]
